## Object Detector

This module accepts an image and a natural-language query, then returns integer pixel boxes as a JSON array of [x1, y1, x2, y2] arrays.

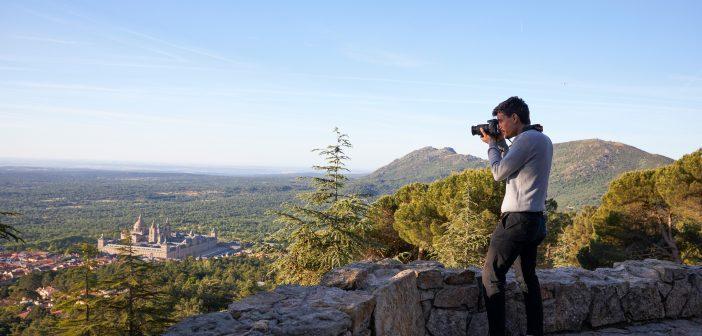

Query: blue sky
[[1, 1, 700, 171]]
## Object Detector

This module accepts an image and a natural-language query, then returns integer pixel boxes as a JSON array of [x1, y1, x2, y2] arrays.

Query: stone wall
[[165, 259, 702, 335]]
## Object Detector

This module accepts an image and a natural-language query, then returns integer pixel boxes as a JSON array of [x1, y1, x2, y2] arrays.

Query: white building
[[98, 216, 219, 260]]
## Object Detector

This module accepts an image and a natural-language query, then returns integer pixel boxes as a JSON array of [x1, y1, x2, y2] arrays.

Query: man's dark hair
[[492, 96, 530, 125]]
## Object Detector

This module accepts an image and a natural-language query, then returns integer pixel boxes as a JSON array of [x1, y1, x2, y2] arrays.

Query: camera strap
[[522, 124, 543, 133], [506, 124, 544, 146]]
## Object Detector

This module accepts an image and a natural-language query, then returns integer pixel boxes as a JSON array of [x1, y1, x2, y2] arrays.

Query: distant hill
[[549, 139, 673, 208], [348, 146, 487, 196], [351, 140, 674, 209]]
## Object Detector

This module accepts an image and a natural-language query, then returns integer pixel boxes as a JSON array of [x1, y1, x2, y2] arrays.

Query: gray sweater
[[488, 129, 553, 213]]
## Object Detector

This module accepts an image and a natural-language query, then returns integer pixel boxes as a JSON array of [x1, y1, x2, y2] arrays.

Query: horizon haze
[[1, 1, 700, 170]]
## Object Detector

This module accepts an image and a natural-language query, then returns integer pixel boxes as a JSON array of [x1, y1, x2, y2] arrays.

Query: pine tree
[[538, 199, 573, 267], [393, 182, 445, 259], [549, 150, 701, 268], [431, 169, 504, 267], [433, 208, 497, 267], [270, 127, 372, 285], [92, 239, 173, 335], [551, 206, 598, 267], [0, 211, 23, 242], [655, 149, 701, 221], [392, 168, 504, 263], [55, 243, 103, 336], [364, 195, 413, 259], [596, 169, 682, 263]]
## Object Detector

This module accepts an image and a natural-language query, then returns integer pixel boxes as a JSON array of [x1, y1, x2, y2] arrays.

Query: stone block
[[426, 308, 468, 336], [372, 269, 424, 336], [443, 269, 476, 286], [434, 285, 480, 310], [416, 269, 444, 289]]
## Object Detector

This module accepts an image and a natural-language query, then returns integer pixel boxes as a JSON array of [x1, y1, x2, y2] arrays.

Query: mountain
[[549, 139, 673, 208], [349, 146, 487, 196], [352, 140, 674, 209]]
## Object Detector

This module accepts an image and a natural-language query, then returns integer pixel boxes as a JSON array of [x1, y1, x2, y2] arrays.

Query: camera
[[470, 119, 500, 137]]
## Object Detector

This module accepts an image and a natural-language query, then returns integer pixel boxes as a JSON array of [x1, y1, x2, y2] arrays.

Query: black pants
[[481, 211, 547, 336]]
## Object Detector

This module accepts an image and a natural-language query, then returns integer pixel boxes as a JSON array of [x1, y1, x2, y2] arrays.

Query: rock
[[320, 262, 377, 290], [372, 269, 424, 336], [407, 260, 444, 269], [444, 269, 476, 286], [584, 280, 627, 328], [228, 285, 375, 336], [228, 291, 284, 319], [419, 289, 435, 301], [270, 305, 350, 336], [682, 272, 702, 317], [551, 318, 702, 335], [426, 308, 469, 336], [620, 280, 665, 322], [595, 265, 668, 322], [421, 300, 432, 322], [568, 269, 628, 328], [319, 260, 409, 291], [611, 259, 687, 284], [505, 290, 527, 336], [377, 258, 404, 266], [337, 292, 376, 335], [433, 285, 480, 310], [663, 277, 692, 318], [466, 312, 488, 336], [251, 320, 272, 332], [164, 311, 246, 336], [538, 269, 592, 333], [363, 267, 406, 290], [416, 269, 444, 289]]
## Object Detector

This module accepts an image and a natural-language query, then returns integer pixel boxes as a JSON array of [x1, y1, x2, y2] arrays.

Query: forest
[[0, 245, 273, 335], [0, 168, 312, 251]]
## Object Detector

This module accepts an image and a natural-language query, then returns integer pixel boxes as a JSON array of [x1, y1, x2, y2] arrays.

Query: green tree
[[551, 206, 597, 267], [427, 168, 503, 221], [434, 208, 497, 267], [432, 169, 504, 267], [655, 149, 701, 221], [171, 297, 204, 321], [271, 127, 372, 284], [363, 195, 413, 259], [596, 170, 682, 263], [393, 183, 445, 259], [55, 243, 101, 336], [551, 150, 701, 268], [0, 211, 23, 242], [538, 199, 573, 267], [652, 149, 701, 263], [93, 240, 173, 335]]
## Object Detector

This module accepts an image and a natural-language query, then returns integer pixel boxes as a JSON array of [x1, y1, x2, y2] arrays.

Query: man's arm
[[487, 136, 531, 181]]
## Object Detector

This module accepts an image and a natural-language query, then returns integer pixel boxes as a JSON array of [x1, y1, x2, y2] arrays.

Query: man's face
[[496, 112, 521, 139]]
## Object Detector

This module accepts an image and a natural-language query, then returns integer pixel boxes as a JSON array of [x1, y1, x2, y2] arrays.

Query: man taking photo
[[478, 96, 553, 336]]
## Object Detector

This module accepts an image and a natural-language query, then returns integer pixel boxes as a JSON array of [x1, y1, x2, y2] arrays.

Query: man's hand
[[479, 128, 504, 144]]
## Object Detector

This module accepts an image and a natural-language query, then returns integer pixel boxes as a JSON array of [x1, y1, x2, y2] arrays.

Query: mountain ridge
[[351, 139, 674, 208]]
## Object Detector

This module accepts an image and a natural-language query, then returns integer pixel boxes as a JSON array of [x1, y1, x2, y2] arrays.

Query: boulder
[[164, 311, 246, 336], [415, 269, 444, 289], [466, 312, 488, 336], [227, 285, 374, 336], [443, 269, 476, 286], [426, 308, 469, 336], [620, 280, 665, 321], [433, 285, 480, 310], [372, 269, 424, 336]]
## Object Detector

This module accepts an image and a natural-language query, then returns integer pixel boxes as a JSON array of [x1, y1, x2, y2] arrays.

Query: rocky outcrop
[[165, 259, 702, 335]]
